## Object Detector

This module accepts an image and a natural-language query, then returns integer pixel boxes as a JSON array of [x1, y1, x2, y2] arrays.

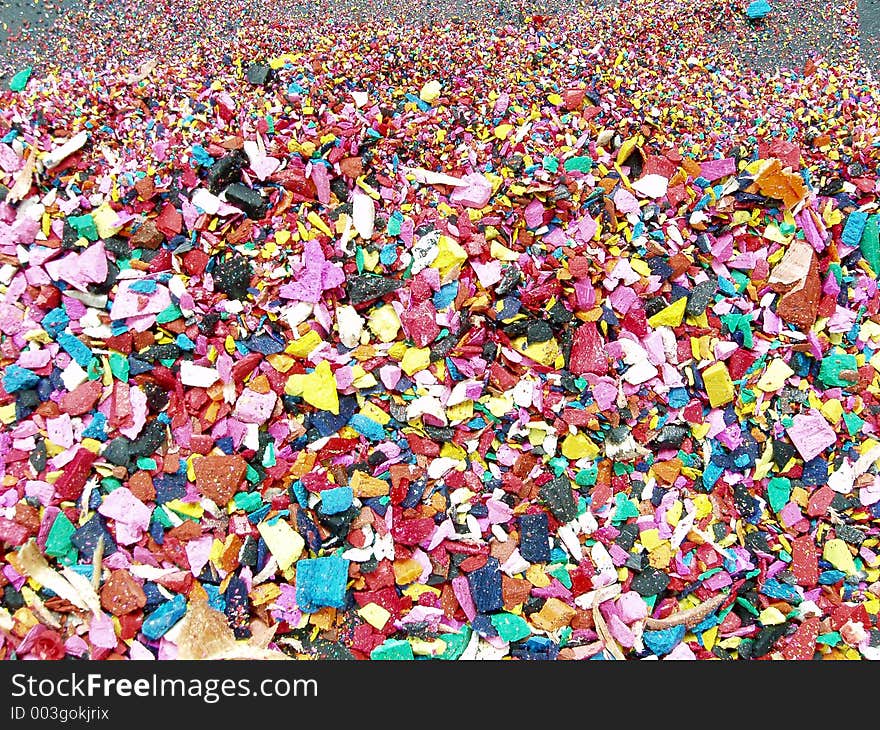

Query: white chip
[[179, 361, 220, 388]]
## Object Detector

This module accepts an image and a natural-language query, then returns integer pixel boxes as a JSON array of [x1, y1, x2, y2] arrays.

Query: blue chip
[[57, 332, 93, 367], [82, 412, 108, 441], [348, 414, 385, 441], [379, 243, 398, 265], [153, 472, 186, 504], [433, 282, 459, 310], [320, 486, 354, 515], [467, 557, 503, 613], [142, 594, 187, 640], [667, 387, 690, 408], [819, 570, 847, 585], [130, 279, 157, 294], [841, 210, 868, 247], [2, 365, 40, 393], [295, 556, 350, 612], [760, 577, 801, 602], [518, 513, 551, 563], [643, 625, 687, 656]]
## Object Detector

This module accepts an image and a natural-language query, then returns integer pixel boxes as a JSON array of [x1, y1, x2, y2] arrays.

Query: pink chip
[[617, 591, 648, 623], [699, 157, 736, 182], [109, 279, 171, 320], [98, 487, 152, 543], [524, 199, 545, 228], [233, 388, 278, 424], [452, 575, 477, 621], [44, 241, 108, 292], [787, 410, 837, 461], [608, 613, 636, 648], [89, 611, 119, 650], [450, 173, 493, 208], [613, 187, 640, 214]]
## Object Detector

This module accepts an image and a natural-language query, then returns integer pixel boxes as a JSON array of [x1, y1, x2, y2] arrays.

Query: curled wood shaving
[[692, 528, 731, 560], [575, 581, 622, 610], [0, 608, 14, 632], [175, 600, 289, 661], [60, 568, 102, 616], [175, 600, 237, 660], [91, 536, 104, 592], [23, 588, 62, 629], [42, 131, 89, 170], [18, 540, 100, 614], [643, 594, 728, 630], [854, 444, 880, 477], [406, 168, 469, 187], [7, 153, 34, 204], [592, 605, 626, 661], [124, 59, 157, 85], [249, 619, 279, 651]]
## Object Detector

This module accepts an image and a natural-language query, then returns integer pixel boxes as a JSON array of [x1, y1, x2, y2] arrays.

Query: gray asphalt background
[[862, 0, 880, 71], [1, 0, 879, 78]]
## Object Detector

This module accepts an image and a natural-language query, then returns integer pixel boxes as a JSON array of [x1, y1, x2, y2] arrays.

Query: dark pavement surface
[[1, 0, 879, 80], [861, 0, 880, 71]]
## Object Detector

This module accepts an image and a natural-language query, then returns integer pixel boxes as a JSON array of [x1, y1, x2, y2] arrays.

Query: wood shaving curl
[[18, 540, 101, 615], [643, 594, 727, 630]]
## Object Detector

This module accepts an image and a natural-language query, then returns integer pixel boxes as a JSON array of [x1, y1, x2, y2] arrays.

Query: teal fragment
[[261, 442, 276, 468], [153, 506, 173, 528], [438, 627, 472, 659], [563, 156, 592, 173], [370, 639, 414, 660], [101, 477, 122, 491], [156, 304, 182, 323], [245, 465, 261, 484], [86, 358, 103, 380], [45, 513, 76, 559], [767, 477, 791, 514], [861, 214, 880, 273], [108, 353, 129, 381], [234, 491, 263, 513], [842, 412, 865, 437], [575, 465, 598, 486], [817, 631, 842, 646], [738, 315, 753, 349], [387, 211, 403, 236], [491, 613, 531, 642], [818, 352, 858, 388], [547, 564, 572, 589], [612, 491, 639, 521], [68, 214, 99, 242], [9, 67, 32, 92]]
